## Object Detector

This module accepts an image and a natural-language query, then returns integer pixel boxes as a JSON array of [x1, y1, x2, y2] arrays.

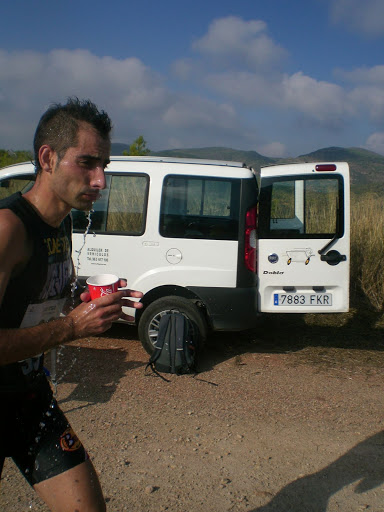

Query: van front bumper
[[187, 286, 258, 331]]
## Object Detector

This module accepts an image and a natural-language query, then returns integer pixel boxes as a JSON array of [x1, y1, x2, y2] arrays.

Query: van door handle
[[320, 250, 347, 266]]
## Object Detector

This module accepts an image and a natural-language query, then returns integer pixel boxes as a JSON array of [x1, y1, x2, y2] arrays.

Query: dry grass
[[0, 178, 32, 200], [106, 175, 147, 233], [350, 192, 384, 312]]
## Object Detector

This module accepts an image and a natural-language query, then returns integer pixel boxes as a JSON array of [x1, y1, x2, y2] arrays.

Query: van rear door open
[[257, 162, 350, 313]]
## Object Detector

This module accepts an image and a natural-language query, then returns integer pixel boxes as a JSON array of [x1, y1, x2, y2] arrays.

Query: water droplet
[[74, 210, 94, 280], [49, 211, 94, 392]]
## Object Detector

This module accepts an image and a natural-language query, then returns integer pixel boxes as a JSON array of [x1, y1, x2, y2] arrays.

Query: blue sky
[[1, 0, 384, 157]]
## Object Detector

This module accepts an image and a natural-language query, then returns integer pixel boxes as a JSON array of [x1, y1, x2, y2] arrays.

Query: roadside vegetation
[[350, 190, 384, 316], [0, 149, 32, 168]]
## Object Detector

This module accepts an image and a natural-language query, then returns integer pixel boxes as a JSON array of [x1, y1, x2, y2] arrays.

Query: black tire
[[138, 296, 207, 355]]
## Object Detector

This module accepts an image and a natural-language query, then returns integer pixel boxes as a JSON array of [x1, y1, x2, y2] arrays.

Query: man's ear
[[38, 145, 57, 173]]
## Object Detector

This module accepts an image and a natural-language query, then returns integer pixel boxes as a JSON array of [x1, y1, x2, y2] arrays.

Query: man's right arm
[[0, 210, 140, 366], [0, 290, 135, 365]]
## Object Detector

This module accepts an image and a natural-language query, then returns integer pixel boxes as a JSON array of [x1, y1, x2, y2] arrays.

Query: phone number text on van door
[[87, 248, 110, 265], [273, 294, 332, 306]]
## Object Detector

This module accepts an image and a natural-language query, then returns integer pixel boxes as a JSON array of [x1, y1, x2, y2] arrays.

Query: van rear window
[[160, 176, 240, 240], [258, 175, 344, 239]]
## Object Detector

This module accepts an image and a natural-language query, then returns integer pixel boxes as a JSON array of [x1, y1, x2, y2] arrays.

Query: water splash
[[50, 348, 59, 395], [72, 209, 94, 302], [52, 344, 82, 389], [50, 209, 94, 393]]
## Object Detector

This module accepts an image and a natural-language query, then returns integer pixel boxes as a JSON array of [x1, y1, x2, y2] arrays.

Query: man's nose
[[90, 167, 106, 189]]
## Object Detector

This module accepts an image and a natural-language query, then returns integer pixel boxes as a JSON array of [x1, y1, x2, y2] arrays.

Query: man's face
[[50, 122, 111, 211]]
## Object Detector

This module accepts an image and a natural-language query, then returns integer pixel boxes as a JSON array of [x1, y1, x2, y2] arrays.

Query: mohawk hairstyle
[[33, 97, 112, 172]]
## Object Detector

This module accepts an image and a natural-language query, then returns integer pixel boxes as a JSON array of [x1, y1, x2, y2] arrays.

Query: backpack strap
[[169, 314, 177, 373], [145, 314, 172, 381], [148, 314, 171, 365], [145, 363, 171, 382], [174, 313, 188, 373]]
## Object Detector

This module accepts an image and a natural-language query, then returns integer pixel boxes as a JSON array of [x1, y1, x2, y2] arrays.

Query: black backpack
[[146, 311, 198, 377]]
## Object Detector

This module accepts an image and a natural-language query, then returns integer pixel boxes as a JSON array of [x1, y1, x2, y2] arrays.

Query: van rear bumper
[[187, 286, 258, 331]]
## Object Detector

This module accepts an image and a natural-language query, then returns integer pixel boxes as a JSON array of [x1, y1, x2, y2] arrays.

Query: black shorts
[[0, 381, 88, 486]]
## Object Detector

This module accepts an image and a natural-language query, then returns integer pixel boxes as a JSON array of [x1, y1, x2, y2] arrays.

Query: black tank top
[[0, 192, 73, 391]]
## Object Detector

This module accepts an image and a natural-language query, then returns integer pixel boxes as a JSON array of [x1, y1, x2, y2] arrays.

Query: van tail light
[[245, 206, 257, 272], [315, 164, 336, 172]]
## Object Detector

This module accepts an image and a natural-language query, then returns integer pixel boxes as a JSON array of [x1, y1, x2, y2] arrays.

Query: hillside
[[295, 146, 384, 186], [111, 143, 384, 187], [111, 144, 275, 170], [152, 146, 275, 169]]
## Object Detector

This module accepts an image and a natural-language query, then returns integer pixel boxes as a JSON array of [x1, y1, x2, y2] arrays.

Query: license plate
[[273, 293, 332, 306]]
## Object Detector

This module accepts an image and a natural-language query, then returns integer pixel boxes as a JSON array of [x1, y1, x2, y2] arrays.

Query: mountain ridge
[[111, 143, 384, 186]]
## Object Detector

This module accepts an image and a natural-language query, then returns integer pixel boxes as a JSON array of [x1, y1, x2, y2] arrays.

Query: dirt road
[[1, 312, 384, 511]]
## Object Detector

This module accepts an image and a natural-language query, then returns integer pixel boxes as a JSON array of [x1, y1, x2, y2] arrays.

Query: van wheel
[[138, 296, 207, 355]]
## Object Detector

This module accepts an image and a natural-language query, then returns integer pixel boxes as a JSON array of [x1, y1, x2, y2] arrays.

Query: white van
[[0, 157, 350, 353]]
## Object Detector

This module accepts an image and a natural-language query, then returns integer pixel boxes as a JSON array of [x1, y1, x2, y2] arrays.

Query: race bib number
[[20, 298, 66, 328]]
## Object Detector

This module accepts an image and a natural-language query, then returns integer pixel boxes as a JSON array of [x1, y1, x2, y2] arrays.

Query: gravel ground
[[1, 311, 384, 512]]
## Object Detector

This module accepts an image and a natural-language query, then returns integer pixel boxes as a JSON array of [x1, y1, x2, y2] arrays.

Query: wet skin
[[0, 121, 143, 511]]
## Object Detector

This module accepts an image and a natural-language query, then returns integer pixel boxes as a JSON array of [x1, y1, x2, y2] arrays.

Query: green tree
[[123, 135, 150, 156]]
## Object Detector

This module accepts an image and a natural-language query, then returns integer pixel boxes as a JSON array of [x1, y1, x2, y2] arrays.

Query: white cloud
[[0, 48, 258, 151], [258, 142, 287, 158], [171, 58, 196, 81], [0, 49, 173, 148], [329, 0, 384, 36], [1, 13, 384, 157], [160, 95, 246, 148], [336, 65, 384, 84], [335, 65, 384, 125], [348, 86, 384, 124], [163, 97, 236, 128], [175, 17, 358, 130], [202, 71, 281, 105], [366, 132, 384, 155], [281, 72, 352, 124], [192, 16, 287, 71], [195, 68, 353, 129]]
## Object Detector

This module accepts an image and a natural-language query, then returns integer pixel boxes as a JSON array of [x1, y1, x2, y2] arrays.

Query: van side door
[[257, 162, 350, 313]]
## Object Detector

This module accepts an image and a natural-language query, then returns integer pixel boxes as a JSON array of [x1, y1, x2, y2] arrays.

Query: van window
[[0, 176, 35, 200], [258, 175, 344, 239], [72, 174, 149, 235], [160, 176, 240, 240]]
